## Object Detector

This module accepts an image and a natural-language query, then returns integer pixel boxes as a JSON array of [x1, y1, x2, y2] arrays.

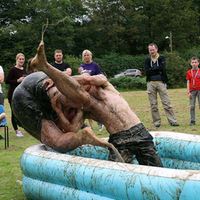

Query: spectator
[[0, 65, 5, 139], [79, 49, 103, 76], [144, 43, 179, 128], [186, 57, 200, 126], [0, 65, 4, 105], [52, 49, 70, 72], [79, 49, 104, 131], [6, 53, 26, 137]]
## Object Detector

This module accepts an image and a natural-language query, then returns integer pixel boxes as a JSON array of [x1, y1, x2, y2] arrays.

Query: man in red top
[[186, 57, 200, 126]]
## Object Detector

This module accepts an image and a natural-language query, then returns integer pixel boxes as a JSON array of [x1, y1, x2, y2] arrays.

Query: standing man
[[144, 43, 179, 128], [52, 49, 71, 72]]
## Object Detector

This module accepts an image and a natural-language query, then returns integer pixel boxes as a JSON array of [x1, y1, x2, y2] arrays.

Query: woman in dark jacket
[[6, 53, 26, 137]]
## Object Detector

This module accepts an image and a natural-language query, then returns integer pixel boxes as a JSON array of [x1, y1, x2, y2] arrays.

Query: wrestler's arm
[[31, 41, 93, 107], [50, 94, 71, 130], [68, 110, 84, 132], [74, 74, 108, 86], [84, 75, 120, 94]]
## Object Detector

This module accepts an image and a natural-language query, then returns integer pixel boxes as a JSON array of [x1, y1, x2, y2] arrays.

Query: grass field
[[0, 88, 200, 200]]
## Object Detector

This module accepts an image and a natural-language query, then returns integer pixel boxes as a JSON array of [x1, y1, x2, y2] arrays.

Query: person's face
[[191, 59, 199, 68], [83, 53, 92, 63], [54, 52, 63, 63], [16, 56, 25, 67], [148, 45, 158, 57]]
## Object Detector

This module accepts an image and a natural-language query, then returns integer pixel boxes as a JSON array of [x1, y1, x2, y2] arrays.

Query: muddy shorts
[[108, 123, 163, 167]]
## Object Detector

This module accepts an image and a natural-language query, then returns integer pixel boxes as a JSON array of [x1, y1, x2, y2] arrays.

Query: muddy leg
[[81, 127, 124, 163], [30, 41, 49, 72], [30, 41, 90, 106], [41, 119, 83, 152]]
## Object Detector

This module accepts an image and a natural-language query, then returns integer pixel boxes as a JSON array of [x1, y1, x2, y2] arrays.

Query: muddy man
[[27, 40, 163, 166], [13, 71, 123, 161]]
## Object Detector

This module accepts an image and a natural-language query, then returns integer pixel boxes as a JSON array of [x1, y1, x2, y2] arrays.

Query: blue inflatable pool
[[21, 131, 200, 200]]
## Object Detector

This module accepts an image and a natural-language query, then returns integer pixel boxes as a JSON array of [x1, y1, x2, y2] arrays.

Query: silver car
[[114, 69, 142, 78]]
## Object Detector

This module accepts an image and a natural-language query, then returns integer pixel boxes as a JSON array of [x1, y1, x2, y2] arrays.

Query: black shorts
[[0, 93, 4, 105], [109, 123, 153, 146], [108, 123, 163, 167]]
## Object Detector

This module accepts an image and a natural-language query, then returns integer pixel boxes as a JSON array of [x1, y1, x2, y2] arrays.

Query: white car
[[114, 69, 142, 78]]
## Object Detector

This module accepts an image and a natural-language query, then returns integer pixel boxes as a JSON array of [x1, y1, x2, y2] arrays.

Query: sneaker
[[154, 124, 160, 128], [170, 122, 179, 126], [190, 121, 196, 126], [16, 130, 24, 137]]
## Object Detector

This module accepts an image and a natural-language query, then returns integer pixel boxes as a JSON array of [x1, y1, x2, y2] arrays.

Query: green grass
[[0, 88, 199, 199]]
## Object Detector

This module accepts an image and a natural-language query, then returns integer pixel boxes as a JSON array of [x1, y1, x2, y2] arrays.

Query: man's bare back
[[78, 75, 141, 134]]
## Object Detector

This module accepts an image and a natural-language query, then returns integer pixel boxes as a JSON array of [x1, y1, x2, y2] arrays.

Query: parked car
[[114, 69, 142, 78]]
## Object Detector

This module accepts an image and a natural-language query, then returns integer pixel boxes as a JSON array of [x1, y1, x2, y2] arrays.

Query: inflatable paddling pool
[[20, 131, 200, 200]]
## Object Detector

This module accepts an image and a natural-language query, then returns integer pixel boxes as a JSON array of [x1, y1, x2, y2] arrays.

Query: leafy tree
[[0, 0, 76, 72], [0, 0, 199, 90], [164, 51, 188, 88]]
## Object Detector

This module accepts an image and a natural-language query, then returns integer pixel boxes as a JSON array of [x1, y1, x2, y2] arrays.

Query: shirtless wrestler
[[12, 71, 124, 162], [30, 40, 163, 166]]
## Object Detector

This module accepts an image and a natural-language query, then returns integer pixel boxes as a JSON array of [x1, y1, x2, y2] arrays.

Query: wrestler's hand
[[51, 94, 62, 115], [83, 74, 107, 86], [69, 110, 84, 132], [44, 78, 54, 91], [65, 68, 72, 76]]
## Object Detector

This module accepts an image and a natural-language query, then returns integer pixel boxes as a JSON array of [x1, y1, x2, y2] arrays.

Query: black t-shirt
[[52, 62, 70, 71]]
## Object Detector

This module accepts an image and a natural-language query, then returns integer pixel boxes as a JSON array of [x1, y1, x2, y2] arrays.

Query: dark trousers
[[108, 123, 163, 167], [0, 93, 4, 105], [8, 100, 19, 131]]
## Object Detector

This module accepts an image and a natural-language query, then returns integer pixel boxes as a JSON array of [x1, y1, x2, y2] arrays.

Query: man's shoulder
[[144, 56, 151, 61], [62, 62, 70, 67], [158, 55, 165, 60], [144, 57, 151, 67]]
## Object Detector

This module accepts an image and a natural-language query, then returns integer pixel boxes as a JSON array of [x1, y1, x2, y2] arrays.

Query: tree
[[0, 0, 76, 71]]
